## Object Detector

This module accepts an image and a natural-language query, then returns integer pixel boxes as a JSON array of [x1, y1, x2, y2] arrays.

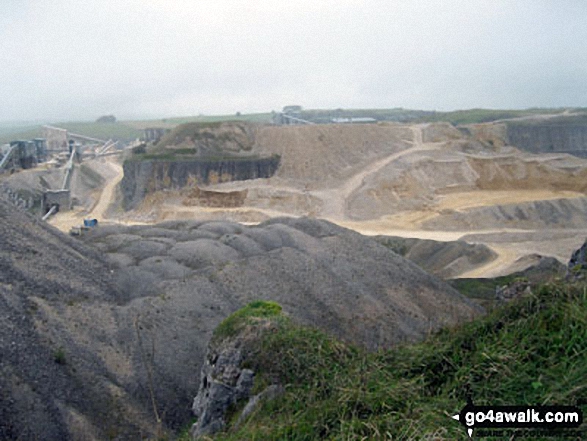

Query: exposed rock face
[[506, 115, 587, 157], [507, 118, 587, 157], [345, 142, 587, 223], [421, 122, 463, 143], [495, 280, 532, 302], [191, 331, 260, 437], [505, 255, 567, 282], [568, 239, 587, 280], [81, 217, 483, 433], [190, 319, 285, 438], [461, 123, 508, 149], [234, 384, 283, 429], [121, 156, 280, 209], [568, 240, 587, 270], [191, 347, 252, 436]]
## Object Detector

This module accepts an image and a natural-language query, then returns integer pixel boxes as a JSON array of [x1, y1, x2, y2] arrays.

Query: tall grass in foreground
[[201, 283, 587, 440]]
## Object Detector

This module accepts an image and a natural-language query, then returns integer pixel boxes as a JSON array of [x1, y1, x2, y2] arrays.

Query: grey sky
[[1, 0, 586, 122]]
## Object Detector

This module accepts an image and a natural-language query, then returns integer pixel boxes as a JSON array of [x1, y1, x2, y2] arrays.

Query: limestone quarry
[[95, 117, 587, 278], [2, 111, 587, 439], [14, 116, 584, 281]]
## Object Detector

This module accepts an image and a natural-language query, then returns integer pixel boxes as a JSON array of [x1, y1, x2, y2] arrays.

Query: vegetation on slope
[[155, 113, 273, 126], [205, 282, 587, 440], [507, 113, 587, 127], [213, 300, 283, 341], [125, 151, 277, 162], [0, 121, 142, 144], [57, 121, 143, 141], [450, 274, 528, 303], [451, 260, 565, 308], [294, 107, 577, 125], [0, 125, 43, 144], [153, 121, 256, 152], [421, 108, 571, 125]]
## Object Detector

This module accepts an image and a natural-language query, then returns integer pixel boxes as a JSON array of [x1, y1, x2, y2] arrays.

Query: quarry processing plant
[[1, 125, 124, 220], [0, 138, 47, 172]]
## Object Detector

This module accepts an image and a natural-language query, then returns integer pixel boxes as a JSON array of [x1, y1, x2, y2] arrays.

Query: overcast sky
[[1, 0, 586, 122]]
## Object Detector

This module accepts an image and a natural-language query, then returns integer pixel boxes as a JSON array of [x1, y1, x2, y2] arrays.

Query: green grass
[[295, 107, 573, 125], [507, 113, 587, 127], [53, 347, 66, 365], [450, 275, 523, 300], [207, 283, 587, 440], [0, 126, 44, 144], [162, 113, 273, 125], [451, 260, 565, 308], [0, 121, 142, 144], [214, 300, 283, 341], [160, 148, 198, 156], [2, 108, 582, 146], [58, 121, 142, 141], [125, 152, 278, 163]]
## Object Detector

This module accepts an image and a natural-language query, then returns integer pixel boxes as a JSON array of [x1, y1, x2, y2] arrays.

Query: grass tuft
[[213, 300, 283, 341], [53, 348, 66, 365]]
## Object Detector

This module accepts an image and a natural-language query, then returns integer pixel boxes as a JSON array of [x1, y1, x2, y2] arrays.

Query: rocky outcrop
[[191, 342, 255, 437], [495, 279, 532, 302], [121, 156, 280, 209], [190, 318, 284, 438], [568, 239, 587, 280], [568, 240, 587, 270], [421, 122, 463, 143]]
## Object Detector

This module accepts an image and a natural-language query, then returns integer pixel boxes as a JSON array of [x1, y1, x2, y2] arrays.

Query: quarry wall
[[121, 156, 280, 209], [506, 123, 587, 157]]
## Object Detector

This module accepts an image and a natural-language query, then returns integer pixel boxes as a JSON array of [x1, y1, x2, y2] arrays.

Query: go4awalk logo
[[451, 400, 583, 438]]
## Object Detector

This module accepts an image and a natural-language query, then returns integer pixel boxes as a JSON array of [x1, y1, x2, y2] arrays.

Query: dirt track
[[49, 157, 123, 232], [90, 160, 123, 219], [314, 125, 442, 219]]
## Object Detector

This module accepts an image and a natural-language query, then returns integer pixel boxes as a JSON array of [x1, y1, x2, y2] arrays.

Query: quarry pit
[[38, 117, 587, 278]]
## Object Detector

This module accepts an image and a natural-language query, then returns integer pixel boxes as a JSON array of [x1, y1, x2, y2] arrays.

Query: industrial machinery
[[9, 140, 37, 169]]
